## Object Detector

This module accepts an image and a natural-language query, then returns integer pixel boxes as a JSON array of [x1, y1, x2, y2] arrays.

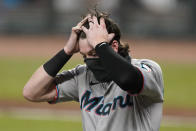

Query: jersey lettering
[[80, 90, 133, 116], [80, 90, 103, 112]]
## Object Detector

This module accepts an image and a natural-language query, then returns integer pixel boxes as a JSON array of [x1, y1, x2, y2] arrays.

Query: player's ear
[[111, 40, 119, 53]]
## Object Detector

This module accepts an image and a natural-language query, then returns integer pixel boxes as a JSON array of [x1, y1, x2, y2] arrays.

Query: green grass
[[161, 62, 196, 108], [1, 56, 196, 108], [0, 114, 195, 131], [0, 115, 82, 131], [0, 56, 83, 100], [160, 126, 196, 131]]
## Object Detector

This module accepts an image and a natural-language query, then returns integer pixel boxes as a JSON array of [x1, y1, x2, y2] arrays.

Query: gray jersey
[[54, 59, 164, 131]]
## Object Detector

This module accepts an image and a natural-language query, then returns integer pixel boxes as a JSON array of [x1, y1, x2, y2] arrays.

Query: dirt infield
[[0, 99, 196, 118], [0, 35, 196, 117], [0, 35, 196, 63]]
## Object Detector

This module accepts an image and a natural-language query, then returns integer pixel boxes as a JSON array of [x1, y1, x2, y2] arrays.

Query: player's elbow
[[23, 87, 37, 102]]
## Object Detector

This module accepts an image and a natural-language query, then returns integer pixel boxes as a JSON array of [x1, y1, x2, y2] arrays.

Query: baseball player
[[23, 10, 164, 131]]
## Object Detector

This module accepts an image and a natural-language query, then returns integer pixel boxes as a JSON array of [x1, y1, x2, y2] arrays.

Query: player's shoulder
[[55, 64, 86, 83], [132, 59, 163, 90], [67, 64, 87, 75], [132, 58, 160, 66], [132, 59, 162, 74], [75, 64, 87, 74], [56, 64, 86, 77]]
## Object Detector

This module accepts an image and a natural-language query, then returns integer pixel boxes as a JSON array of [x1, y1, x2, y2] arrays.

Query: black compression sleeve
[[95, 43, 143, 94], [43, 49, 72, 77]]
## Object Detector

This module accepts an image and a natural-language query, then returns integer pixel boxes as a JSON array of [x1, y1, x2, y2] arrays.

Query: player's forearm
[[43, 49, 72, 77], [95, 43, 143, 94]]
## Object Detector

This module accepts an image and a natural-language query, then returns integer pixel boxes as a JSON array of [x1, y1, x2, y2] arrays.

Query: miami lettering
[[80, 90, 133, 116]]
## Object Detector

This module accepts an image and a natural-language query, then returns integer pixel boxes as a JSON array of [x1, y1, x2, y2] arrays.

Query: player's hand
[[64, 15, 90, 55], [81, 16, 115, 48]]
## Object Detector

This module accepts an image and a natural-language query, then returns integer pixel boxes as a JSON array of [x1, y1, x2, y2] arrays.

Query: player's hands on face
[[82, 16, 115, 48], [64, 15, 90, 55]]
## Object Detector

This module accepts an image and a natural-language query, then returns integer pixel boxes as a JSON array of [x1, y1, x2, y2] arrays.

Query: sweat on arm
[[95, 43, 144, 95]]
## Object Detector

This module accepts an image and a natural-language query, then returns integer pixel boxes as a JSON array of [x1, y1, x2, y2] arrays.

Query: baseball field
[[0, 36, 196, 131]]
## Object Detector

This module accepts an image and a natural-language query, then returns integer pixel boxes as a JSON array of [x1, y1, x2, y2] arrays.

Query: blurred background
[[0, 0, 196, 37], [0, 0, 196, 131]]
